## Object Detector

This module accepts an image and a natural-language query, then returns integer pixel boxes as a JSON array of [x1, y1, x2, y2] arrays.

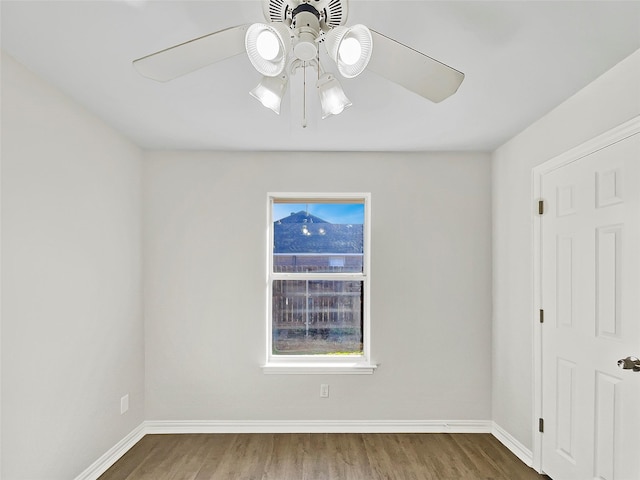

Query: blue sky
[[273, 203, 364, 224]]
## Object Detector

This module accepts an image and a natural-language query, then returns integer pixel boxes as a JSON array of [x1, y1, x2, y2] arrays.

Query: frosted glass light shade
[[245, 23, 291, 76], [316, 73, 352, 119], [250, 74, 288, 114], [324, 24, 373, 78]]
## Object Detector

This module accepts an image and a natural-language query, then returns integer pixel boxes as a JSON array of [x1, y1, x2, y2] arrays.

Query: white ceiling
[[2, 1, 639, 152]]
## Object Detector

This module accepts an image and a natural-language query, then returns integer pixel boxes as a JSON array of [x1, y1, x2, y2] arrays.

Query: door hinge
[[539, 309, 544, 324], [538, 200, 544, 215], [539, 418, 544, 433]]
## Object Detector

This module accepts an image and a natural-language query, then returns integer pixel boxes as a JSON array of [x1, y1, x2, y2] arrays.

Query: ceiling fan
[[133, 0, 464, 122]]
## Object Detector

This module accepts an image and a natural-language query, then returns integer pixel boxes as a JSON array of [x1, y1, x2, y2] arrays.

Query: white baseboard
[[73, 423, 146, 480], [74, 419, 499, 479], [491, 422, 533, 467], [144, 419, 493, 434]]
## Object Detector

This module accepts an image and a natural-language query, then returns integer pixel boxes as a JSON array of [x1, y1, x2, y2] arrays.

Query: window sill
[[262, 362, 377, 375]]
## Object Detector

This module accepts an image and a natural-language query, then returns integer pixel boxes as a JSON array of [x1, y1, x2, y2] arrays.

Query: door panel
[[596, 224, 622, 339], [594, 370, 620, 480]]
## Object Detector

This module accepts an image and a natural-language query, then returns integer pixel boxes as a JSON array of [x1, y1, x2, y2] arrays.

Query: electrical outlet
[[120, 394, 129, 414], [320, 384, 329, 398]]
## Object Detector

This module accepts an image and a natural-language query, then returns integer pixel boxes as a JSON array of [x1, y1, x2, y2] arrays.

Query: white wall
[[491, 49, 640, 450], [1, 52, 144, 479], [143, 151, 492, 422]]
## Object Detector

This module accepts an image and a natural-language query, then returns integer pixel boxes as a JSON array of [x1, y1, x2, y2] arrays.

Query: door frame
[[531, 115, 640, 474]]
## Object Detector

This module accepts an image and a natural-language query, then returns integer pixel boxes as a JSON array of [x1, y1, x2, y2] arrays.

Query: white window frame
[[262, 192, 376, 374]]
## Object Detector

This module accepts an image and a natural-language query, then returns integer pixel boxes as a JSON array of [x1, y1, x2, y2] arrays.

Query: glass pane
[[273, 202, 364, 273], [272, 280, 363, 355]]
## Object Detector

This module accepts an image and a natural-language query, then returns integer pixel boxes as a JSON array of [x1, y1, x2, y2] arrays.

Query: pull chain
[[302, 61, 307, 128]]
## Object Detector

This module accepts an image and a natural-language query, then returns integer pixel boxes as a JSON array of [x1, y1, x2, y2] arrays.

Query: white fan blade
[[366, 29, 464, 103], [133, 24, 250, 82]]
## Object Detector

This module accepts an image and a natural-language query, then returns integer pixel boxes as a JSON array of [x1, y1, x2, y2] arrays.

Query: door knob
[[618, 356, 640, 372]]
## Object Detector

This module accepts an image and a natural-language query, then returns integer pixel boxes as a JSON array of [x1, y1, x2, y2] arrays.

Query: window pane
[[272, 280, 363, 355], [273, 202, 364, 273]]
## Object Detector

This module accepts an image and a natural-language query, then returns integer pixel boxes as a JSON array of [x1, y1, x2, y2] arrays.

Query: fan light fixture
[[245, 23, 290, 76], [317, 73, 352, 119], [133, 0, 465, 125], [250, 74, 288, 114], [323, 24, 373, 78]]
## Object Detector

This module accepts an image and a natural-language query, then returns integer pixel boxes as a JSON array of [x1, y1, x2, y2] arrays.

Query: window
[[263, 193, 376, 374]]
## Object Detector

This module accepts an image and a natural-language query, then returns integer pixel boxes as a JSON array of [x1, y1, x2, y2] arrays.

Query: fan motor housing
[[263, 0, 348, 29], [291, 3, 320, 23]]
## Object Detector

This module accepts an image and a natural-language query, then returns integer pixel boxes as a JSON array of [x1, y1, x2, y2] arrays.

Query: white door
[[540, 132, 640, 479]]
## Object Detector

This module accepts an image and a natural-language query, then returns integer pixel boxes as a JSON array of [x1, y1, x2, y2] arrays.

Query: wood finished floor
[[98, 433, 550, 480]]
